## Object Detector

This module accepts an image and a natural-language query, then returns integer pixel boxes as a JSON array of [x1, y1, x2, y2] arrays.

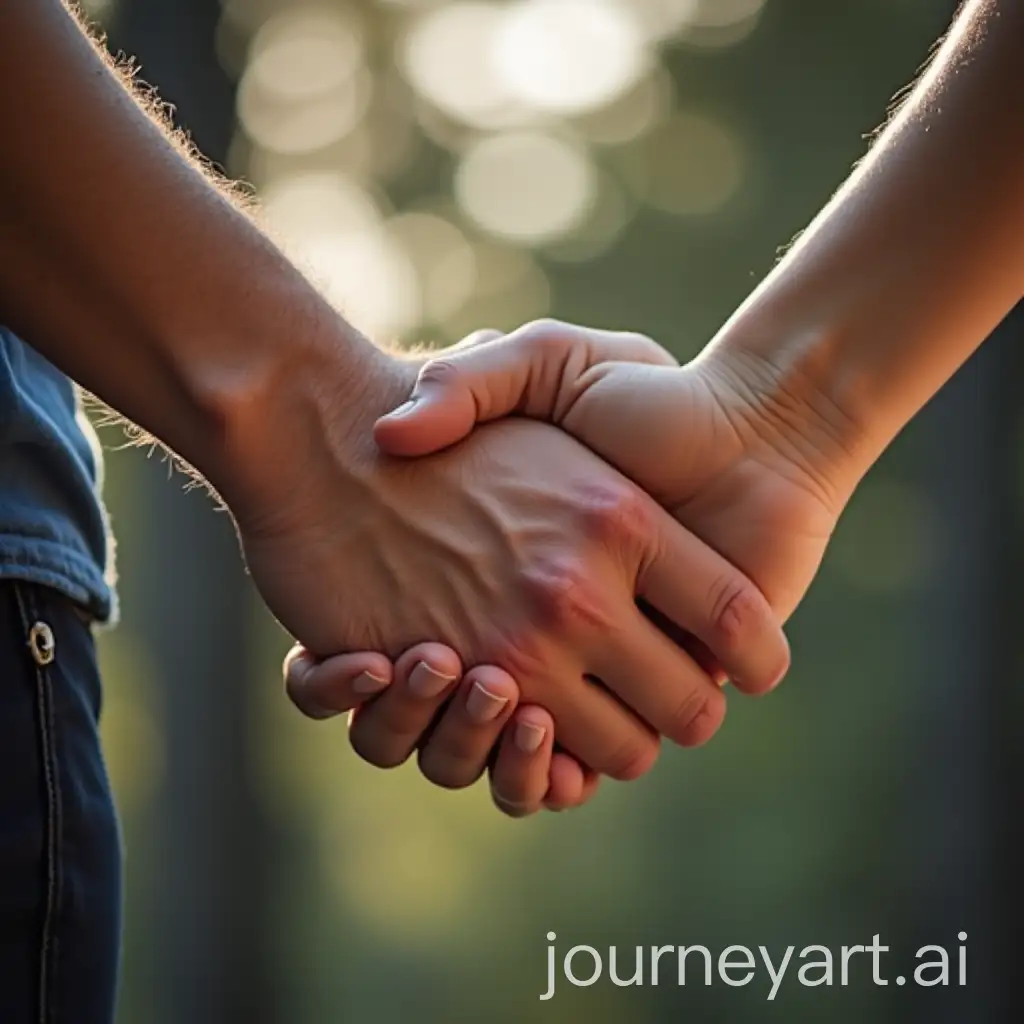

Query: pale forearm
[[707, 0, 1024, 485], [0, 1, 396, 506]]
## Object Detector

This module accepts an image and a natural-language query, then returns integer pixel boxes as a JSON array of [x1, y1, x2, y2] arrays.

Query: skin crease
[[0, 1, 792, 788], [289, 0, 1024, 814]]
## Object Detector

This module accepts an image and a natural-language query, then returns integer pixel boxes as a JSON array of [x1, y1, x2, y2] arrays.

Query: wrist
[[186, 292, 417, 527], [697, 302, 882, 516]]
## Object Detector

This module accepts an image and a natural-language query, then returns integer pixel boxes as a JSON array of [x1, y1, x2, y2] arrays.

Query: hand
[[284, 642, 600, 817], [374, 321, 860, 627], [226, 345, 789, 780]]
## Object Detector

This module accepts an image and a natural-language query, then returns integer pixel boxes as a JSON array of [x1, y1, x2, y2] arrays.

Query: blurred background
[[76, 0, 1021, 1021]]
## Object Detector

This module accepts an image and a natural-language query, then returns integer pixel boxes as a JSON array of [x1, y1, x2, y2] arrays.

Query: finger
[[639, 516, 791, 696], [503, 650, 661, 783], [543, 751, 601, 811], [284, 645, 392, 720], [592, 602, 729, 749], [374, 319, 677, 457], [489, 706, 558, 818], [452, 328, 504, 350], [417, 665, 519, 789], [348, 643, 462, 768], [638, 599, 729, 686]]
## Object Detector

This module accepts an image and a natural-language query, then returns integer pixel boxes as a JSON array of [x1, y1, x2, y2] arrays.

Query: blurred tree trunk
[[104, 3, 278, 1023]]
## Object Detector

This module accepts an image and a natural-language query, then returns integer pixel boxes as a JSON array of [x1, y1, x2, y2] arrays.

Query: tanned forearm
[[705, 0, 1024, 492], [0, 1, 405, 510]]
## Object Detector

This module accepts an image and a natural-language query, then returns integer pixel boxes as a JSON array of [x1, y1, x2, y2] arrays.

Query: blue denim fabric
[[0, 581, 122, 1024], [0, 327, 115, 623]]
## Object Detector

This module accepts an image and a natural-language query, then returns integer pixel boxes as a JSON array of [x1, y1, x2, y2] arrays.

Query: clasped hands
[[260, 319, 855, 817]]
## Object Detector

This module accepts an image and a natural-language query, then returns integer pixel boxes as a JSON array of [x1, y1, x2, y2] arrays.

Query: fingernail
[[386, 398, 418, 419], [285, 651, 313, 684], [514, 721, 546, 754], [492, 790, 530, 813], [352, 670, 390, 695], [465, 680, 509, 723], [408, 660, 457, 698]]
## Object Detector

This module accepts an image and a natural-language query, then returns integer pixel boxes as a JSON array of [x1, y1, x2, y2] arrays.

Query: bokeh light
[[401, 3, 531, 130], [259, 172, 420, 340], [237, 7, 370, 154], [385, 211, 478, 323], [259, 171, 382, 248], [455, 130, 596, 243], [574, 67, 673, 146], [493, 0, 649, 115], [689, 0, 768, 29], [679, 0, 768, 48], [303, 228, 421, 341], [443, 241, 552, 338], [226, 0, 770, 342]]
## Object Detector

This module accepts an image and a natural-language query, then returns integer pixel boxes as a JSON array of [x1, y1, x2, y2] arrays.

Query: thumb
[[372, 360, 481, 457], [374, 332, 563, 457]]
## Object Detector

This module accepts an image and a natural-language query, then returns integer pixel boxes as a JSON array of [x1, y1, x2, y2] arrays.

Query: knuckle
[[707, 574, 772, 659], [459, 327, 503, 349], [521, 317, 563, 338], [576, 480, 651, 548], [619, 329, 657, 352], [418, 748, 479, 790], [417, 357, 463, 388], [619, 330, 676, 367], [602, 733, 660, 782], [349, 726, 409, 770], [521, 559, 613, 635], [486, 630, 550, 682], [516, 319, 572, 362], [664, 688, 721, 747], [284, 675, 327, 721], [423, 717, 489, 781]]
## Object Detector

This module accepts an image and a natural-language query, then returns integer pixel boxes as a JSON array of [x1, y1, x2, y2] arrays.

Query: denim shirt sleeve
[[0, 327, 116, 623]]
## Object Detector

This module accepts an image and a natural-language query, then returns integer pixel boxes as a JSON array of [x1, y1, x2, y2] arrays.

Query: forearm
[[706, 0, 1024, 486], [0, 1, 398, 507]]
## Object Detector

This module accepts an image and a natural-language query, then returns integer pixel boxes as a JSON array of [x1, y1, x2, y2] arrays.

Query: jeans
[[0, 582, 121, 1023]]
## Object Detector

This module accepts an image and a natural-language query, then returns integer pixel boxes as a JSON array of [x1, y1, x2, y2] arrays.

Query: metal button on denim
[[28, 620, 56, 666]]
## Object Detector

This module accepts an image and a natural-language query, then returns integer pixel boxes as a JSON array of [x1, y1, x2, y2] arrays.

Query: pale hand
[[374, 322, 858, 628]]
